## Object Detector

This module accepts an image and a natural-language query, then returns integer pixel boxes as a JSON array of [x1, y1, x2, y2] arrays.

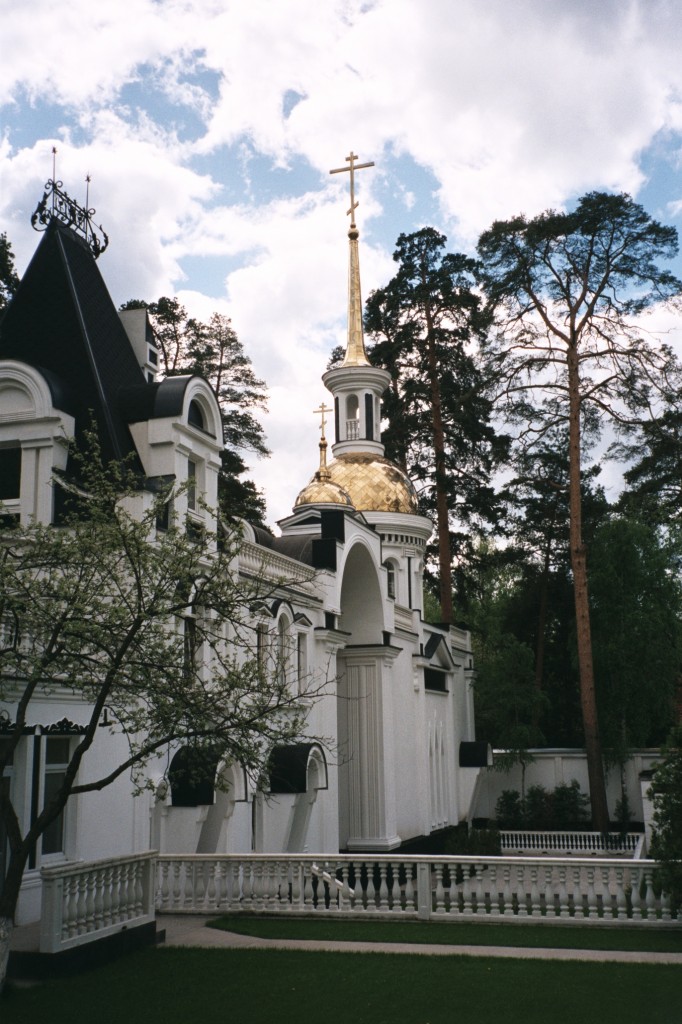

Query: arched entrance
[[336, 542, 400, 851]]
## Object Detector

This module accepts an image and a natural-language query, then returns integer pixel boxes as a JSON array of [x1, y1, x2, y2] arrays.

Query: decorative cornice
[[0, 715, 86, 735]]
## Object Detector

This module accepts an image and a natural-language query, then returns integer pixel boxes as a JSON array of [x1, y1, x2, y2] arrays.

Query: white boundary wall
[[473, 749, 662, 823]]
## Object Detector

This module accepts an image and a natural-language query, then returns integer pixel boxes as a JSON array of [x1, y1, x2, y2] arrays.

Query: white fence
[[36, 849, 679, 955], [39, 851, 156, 954], [155, 853, 679, 925], [499, 831, 645, 857]]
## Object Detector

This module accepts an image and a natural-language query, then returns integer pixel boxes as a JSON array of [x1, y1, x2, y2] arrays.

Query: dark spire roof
[[0, 219, 145, 465]]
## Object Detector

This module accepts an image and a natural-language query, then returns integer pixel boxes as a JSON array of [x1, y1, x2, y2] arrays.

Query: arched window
[[277, 615, 291, 686], [384, 560, 397, 600], [345, 394, 359, 440], [168, 746, 220, 807], [296, 632, 307, 693], [188, 399, 205, 430]]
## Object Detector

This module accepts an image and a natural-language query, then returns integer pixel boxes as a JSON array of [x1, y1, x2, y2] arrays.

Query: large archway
[[338, 541, 383, 641], [336, 541, 400, 850]]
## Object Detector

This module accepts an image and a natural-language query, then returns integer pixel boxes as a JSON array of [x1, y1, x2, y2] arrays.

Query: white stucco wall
[[473, 749, 663, 823]]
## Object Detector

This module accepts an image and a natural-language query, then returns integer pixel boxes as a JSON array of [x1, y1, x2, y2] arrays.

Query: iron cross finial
[[329, 151, 374, 227]]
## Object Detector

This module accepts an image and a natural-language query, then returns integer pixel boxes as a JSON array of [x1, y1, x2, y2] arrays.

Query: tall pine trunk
[[567, 342, 610, 831], [423, 297, 454, 623]]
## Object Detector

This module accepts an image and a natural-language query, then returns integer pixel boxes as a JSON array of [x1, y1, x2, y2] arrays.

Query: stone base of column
[[345, 834, 402, 852]]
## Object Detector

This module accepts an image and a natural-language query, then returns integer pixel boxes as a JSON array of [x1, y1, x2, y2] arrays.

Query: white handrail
[[498, 830, 642, 856], [39, 851, 157, 954], [154, 852, 679, 926]]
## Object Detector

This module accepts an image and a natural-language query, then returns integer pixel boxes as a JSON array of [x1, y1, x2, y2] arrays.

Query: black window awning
[[169, 745, 223, 807], [459, 741, 493, 768], [269, 743, 328, 794]]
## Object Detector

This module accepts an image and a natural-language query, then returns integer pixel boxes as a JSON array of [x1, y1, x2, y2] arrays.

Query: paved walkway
[[161, 915, 682, 964]]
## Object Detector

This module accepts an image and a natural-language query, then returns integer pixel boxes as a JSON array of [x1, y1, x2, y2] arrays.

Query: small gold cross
[[313, 402, 331, 440], [329, 151, 374, 227]]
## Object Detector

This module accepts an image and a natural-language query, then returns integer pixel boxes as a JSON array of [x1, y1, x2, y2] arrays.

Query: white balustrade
[[39, 852, 156, 954], [499, 830, 641, 856], [38, 848, 678, 954], [154, 852, 679, 926]]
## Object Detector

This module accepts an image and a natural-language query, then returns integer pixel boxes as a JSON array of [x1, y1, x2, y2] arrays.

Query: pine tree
[[478, 191, 682, 829], [120, 298, 268, 524], [365, 228, 507, 623], [0, 233, 20, 313]]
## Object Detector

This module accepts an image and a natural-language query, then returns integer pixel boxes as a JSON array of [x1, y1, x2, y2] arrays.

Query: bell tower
[[323, 152, 390, 457]]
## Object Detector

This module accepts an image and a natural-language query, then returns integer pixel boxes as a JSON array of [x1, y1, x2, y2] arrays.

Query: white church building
[[0, 172, 482, 926]]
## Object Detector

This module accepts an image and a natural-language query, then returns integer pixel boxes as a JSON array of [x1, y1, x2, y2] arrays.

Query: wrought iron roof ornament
[[31, 150, 109, 258]]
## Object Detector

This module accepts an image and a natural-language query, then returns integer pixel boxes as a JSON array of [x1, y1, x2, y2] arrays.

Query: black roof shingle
[[0, 219, 145, 466]]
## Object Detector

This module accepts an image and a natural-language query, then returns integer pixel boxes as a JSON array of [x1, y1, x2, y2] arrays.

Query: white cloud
[[3, 0, 682, 524]]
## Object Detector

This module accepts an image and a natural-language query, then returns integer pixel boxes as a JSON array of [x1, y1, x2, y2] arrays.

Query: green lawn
[[207, 913, 682, 952], [2, 947, 681, 1024]]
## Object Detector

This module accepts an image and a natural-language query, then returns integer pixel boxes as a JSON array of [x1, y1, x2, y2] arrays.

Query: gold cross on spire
[[329, 151, 374, 228], [313, 402, 331, 441]]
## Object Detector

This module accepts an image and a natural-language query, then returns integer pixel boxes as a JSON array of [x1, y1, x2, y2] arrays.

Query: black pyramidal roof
[[0, 219, 146, 466]]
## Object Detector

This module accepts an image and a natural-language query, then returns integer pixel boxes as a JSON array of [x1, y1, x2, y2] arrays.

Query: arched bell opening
[[345, 393, 359, 441]]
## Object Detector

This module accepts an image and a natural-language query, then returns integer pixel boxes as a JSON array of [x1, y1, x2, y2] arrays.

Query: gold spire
[[329, 151, 374, 367]]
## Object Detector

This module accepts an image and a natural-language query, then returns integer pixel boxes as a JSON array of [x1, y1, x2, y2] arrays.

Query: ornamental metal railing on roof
[[31, 177, 109, 259]]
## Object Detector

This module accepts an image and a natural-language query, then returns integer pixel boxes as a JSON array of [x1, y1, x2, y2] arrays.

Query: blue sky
[[3, 0, 682, 524]]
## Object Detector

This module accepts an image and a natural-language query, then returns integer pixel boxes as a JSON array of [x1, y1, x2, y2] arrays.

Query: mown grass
[[207, 913, 682, 952], [2, 947, 681, 1024]]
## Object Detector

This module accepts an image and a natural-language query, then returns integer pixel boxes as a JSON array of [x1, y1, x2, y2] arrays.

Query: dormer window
[[188, 400, 205, 431]]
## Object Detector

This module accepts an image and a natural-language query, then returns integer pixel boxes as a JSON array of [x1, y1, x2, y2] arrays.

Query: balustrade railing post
[[416, 862, 431, 920], [39, 874, 64, 954], [378, 863, 389, 911], [404, 864, 415, 913], [351, 860, 363, 911]]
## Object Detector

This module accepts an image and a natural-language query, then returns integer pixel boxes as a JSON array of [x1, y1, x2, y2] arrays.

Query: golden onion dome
[[294, 472, 355, 510], [295, 452, 418, 515]]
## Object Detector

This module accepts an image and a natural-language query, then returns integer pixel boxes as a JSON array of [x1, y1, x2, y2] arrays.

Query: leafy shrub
[[494, 789, 523, 828], [551, 780, 590, 827], [614, 790, 634, 829], [442, 822, 501, 857], [649, 732, 682, 903], [494, 780, 590, 830], [524, 784, 551, 827]]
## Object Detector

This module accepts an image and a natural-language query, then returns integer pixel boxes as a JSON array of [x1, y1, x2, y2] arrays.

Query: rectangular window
[[256, 623, 268, 677], [276, 619, 289, 686], [41, 737, 71, 857], [424, 669, 449, 693], [386, 563, 396, 600], [187, 459, 197, 511], [156, 499, 171, 532], [297, 633, 307, 693], [0, 446, 21, 501], [183, 615, 197, 682], [182, 609, 205, 682]]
